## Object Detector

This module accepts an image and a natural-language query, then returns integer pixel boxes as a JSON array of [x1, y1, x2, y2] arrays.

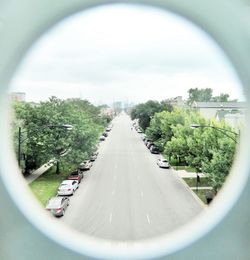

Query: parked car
[[57, 180, 79, 196], [90, 152, 98, 161], [150, 145, 160, 154], [103, 132, 108, 137], [137, 128, 143, 133], [106, 127, 112, 132], [99, 135, 105, 141], [157, 158, 170, 168], [67, 170, 83, 183], [144, 139, 152, 145], [146, 141, 153, 149], [79, 160, 93, 171], [46, 196, 70, 217]]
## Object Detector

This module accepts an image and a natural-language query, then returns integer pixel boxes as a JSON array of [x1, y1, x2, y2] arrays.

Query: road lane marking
[[137, 175, 140, 181], [109, 212, 113, 223], [113, 175, 116, 181], [112, 190, 115, 196], [146, 214, 151, 224], [114, 164, 118, 169], [141, 191, 144, 198]]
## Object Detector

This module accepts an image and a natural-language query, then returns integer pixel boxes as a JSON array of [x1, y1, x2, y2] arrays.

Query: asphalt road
[[61, 113, 203, 241]]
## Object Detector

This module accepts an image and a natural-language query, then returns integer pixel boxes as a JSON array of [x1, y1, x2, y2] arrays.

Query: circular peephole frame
[[0, 0, 250, 259]]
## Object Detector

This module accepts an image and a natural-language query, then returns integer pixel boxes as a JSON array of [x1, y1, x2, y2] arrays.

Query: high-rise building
[[10, 92, 26, 102]]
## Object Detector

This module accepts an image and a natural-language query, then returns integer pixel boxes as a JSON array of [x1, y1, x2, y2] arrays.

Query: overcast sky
[[10, 4, 245, 105]]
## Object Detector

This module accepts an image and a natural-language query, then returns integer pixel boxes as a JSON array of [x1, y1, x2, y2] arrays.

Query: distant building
[[10, 92, 26, 102], [192, 101, 246, 119], [167, 96, 185, 108], [224, 113, 245, 129], [192, 101, 246, 128], [112, 101, 123, 114], [100, 107, 114, 118]]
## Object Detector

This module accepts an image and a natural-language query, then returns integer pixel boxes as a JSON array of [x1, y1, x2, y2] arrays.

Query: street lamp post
[[18, 124, 73, 170]]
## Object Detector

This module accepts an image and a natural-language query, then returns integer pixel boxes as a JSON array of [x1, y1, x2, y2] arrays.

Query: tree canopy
[[130, 100, 173, 131], [13, 97, 111, 174], [187, 88, 236, 105], [143, 107, 237, 192]]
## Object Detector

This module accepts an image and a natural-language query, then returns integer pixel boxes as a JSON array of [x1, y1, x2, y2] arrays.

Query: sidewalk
[[190, 187, 213, 190], [25, 159, 55, 184], [174, 170, 206, 178]]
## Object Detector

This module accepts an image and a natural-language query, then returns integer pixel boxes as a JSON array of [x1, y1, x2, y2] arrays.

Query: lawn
[[29, 166, 70, 206], [193, 190, 208, 204], [182, 178, 213, 205], [183, 177, 210, 187]]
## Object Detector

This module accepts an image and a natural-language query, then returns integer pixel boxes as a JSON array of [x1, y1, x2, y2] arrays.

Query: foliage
[[187, 88, 213, 105], [130, 100, 173, 131], [202, 136, 236, 193], [144, 107, 237, 192], [13, 97, 109, 174], [187, 87, 236, 105], [29, 166, 69, 206]]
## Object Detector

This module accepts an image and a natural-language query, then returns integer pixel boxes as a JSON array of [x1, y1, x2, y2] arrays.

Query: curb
[[172, 169, 207, 208]]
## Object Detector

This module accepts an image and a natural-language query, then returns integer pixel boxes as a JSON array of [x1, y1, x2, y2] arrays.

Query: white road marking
[[112, 190, 115, 196], [109, 212, 113, 223], [113, 175, 117, 181], [115, 164, 118, 169], [137, 175, 140, 181], [146, 214, 151, 224], [141, 191, 144, 198]]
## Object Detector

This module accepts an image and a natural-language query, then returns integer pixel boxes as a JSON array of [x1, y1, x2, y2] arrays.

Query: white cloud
[[10, 4, 244, 104]]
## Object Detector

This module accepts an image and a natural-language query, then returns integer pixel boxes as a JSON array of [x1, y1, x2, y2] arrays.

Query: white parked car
[[99, 135, 105, 141], [157, 158, 170, 168], [57, 180, 79, 196]]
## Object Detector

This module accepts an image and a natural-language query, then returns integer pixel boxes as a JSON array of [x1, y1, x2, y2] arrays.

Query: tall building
[[10, 92, 26, 102]]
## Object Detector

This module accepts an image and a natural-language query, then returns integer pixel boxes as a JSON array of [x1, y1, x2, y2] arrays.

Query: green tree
[[146, 108, 185, 151], [131, 100, 173, 131], [145, 106, 236, 192], [13, 97, 107, 174], [187, 88, 213, 105], [211, 93, 230, 102]]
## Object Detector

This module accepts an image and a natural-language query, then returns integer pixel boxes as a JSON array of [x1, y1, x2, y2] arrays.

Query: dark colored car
[[46, 197, 70, 217], [67, 170, 83, 183], [144, 139, 152, 145], [146, 141, 153, 149], [103, 132, 108, 137], [150, 145, 160, 154]]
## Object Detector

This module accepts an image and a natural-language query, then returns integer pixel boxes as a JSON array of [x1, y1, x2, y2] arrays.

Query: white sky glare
[[10, 4, 244, 105]]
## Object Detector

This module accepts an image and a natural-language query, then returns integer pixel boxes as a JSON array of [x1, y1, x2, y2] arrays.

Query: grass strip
[[182, 178, 213, 204], [183, 177, 210, 187], [29, 166, 70, 207], [172, 165, 196, 172], [192, 190, 207, 204]]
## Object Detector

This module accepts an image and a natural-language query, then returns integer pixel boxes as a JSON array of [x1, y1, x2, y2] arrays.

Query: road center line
[[146, 214, 151, 224], [109, 212, 113, 223]]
